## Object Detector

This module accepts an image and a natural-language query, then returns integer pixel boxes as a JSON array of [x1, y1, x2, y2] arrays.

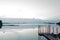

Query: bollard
[[0, 20, 2, 28]]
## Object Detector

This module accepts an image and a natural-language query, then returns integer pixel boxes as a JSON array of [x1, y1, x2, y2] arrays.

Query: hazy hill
[[0, 18, 60, 24], [0, 18, 45, 24]]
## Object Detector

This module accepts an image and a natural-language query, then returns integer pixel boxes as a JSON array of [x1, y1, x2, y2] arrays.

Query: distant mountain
[[44, 19, 60, 23], [0, 18, 60, 24], [0, 18, 46, 24]]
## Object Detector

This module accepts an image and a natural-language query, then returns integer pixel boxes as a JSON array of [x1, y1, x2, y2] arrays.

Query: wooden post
[[0, 20, 2, 28]]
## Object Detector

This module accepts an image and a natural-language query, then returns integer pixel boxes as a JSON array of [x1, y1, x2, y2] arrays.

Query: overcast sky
[[0, 0, 60, 20]]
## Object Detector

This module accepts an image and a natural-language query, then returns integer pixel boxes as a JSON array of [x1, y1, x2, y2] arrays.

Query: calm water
[[0, 24, 38, 40], [0, 24, 60, 40]]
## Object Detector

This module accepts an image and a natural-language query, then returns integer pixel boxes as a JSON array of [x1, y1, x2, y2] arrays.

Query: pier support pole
[[0, 20, 2, 28]]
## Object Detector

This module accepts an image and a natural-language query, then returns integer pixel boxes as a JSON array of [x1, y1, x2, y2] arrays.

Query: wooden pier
[[38, 25, 60, 40]]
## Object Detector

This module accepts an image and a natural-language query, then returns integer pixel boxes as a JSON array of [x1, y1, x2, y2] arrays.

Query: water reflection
[[0, 28, 38, 40]]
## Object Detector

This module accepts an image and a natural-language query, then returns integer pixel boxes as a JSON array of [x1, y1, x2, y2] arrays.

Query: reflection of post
[[48, 25, 50, 34], [56, 28, 58, 34], [38, 25, 41, 34], [58, 27, 60, 33], [53, 27, 54, 34]]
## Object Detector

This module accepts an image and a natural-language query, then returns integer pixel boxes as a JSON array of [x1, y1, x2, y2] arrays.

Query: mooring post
[[0, 20, 2, 28]]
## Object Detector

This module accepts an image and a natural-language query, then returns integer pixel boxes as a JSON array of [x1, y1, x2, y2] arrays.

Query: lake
[[0, 24, 60, 40]]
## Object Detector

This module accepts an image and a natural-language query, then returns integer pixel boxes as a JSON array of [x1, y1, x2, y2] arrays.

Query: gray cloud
[[0, 0, 60, 20]]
